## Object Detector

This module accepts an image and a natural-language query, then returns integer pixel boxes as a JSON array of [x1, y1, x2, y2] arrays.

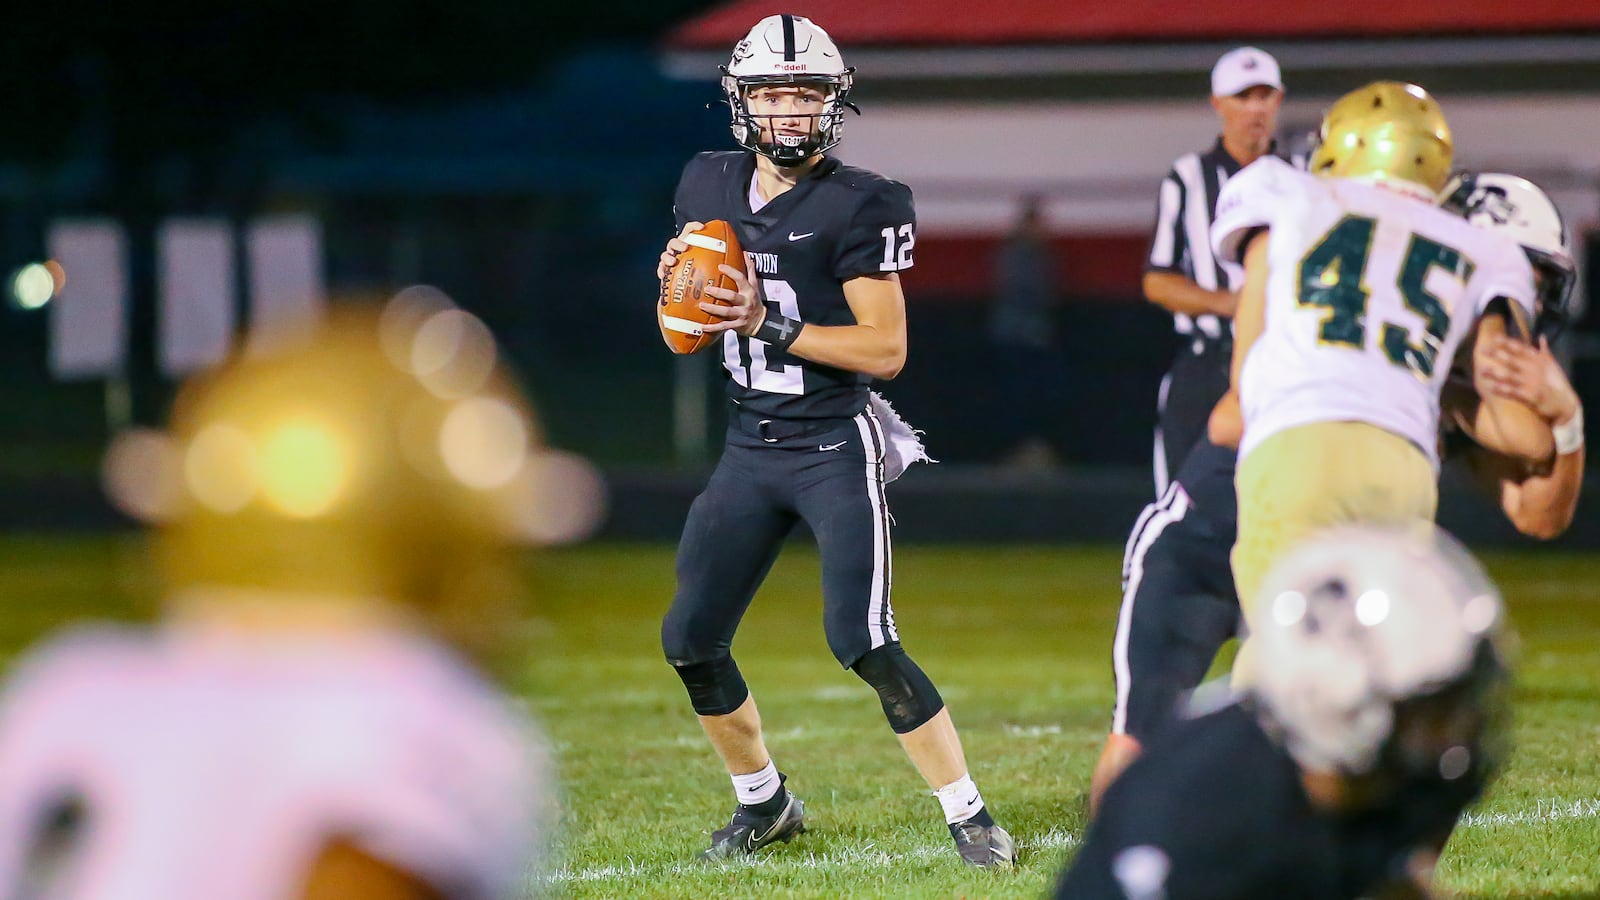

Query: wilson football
[[658, 220, 743, 355]]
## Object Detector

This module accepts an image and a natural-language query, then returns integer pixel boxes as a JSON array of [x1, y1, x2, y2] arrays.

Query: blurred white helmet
[[1443, 172, 1576, 337], [1251, 525, 1510, 781], [720, 14, 857, 165]]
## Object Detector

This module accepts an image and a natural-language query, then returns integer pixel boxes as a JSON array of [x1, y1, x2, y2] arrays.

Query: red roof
[[667, 0, 1600, 49]]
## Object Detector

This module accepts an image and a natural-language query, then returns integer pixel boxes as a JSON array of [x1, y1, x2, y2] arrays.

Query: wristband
[[756, 315, 804, 352], [1554, 406, 1584, 455]]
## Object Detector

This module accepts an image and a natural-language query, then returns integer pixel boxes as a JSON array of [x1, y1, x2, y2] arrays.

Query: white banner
[[47, 220, 128, 380], [158, 219, 235, 377], [246, 215, 325, 355]]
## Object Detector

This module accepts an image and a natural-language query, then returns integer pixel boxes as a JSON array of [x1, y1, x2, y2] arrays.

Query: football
[[658, 220, 743, 355]]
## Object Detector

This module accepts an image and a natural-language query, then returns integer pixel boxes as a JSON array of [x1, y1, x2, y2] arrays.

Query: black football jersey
[[1056, 702, 1484, 900], [671, 151, 916, 420]]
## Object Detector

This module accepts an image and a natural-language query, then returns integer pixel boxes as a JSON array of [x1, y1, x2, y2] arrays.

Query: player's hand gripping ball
[[657, 220, 744, 355]]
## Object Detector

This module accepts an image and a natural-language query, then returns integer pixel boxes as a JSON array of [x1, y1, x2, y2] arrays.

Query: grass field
[[1, 536, 1597, 898]]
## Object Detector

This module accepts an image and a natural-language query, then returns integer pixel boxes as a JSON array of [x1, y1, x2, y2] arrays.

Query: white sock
[[732, 760, 781, 807], [932, 774, 984, 825]]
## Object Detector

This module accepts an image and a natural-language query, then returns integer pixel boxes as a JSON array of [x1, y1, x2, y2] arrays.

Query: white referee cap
[[1211, 47, 1283, 97]]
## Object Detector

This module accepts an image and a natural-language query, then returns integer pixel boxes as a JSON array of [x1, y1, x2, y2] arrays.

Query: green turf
[[0, 536, 1596, 898]]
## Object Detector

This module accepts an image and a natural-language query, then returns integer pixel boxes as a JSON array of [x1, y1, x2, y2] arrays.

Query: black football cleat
[[951, 819, 1016, 868], [698, 789, 807, 862]]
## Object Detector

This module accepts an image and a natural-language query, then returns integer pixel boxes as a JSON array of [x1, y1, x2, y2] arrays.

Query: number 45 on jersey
[[1298, 214, 1473, 379]]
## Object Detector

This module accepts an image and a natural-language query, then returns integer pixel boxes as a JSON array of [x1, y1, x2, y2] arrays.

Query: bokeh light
[[11, 263, 56, 310], [257, 422, 349, 519]]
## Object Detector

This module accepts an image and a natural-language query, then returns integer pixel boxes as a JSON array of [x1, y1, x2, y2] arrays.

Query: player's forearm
[[1473, 395, 1556, 470], [1501, 414, 1583, 540], [1142, 272, 1238, 318], [788, 324, 906, 380], [1503, 453, 1582, 539], [1207, 390, 1243, 449]]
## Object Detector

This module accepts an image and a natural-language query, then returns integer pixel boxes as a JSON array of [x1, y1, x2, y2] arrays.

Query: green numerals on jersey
[[1295, 215, 1475, 378], [1386, 235, 1475, 377], [1297, 215, 1374, 349]]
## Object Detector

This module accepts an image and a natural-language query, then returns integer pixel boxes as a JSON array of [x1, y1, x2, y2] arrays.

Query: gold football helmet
[[1309, 81, 1453, 197], [105, 293, 604, 655]]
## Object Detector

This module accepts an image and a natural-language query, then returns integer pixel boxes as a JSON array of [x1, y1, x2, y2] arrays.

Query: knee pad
[[670, 654, 749, 716], [850, 643, 944, 734]]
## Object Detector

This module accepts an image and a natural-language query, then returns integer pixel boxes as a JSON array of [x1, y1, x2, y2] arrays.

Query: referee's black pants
[[1154, 344, 1230, 497]]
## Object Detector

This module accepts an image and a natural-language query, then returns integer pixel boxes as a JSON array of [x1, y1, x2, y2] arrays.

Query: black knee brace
[[850, 643, 944, 734], [670, 654, 750, 716]]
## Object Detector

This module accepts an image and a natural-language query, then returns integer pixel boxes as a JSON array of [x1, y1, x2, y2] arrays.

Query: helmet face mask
[[1380, 639, 1510, 786], [1309, 81, 1453, 197], [1442, 171, 1577, 339], [721, 15, 857, 165]]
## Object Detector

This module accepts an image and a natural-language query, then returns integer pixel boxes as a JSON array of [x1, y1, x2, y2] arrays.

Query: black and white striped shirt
[[1145, 138, 1303, 352]]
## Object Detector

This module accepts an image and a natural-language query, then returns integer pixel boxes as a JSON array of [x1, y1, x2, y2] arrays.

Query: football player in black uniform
[[1058, 525, 1512, 900], [1086, 173, 1583, 814], [654, 14, 1013, 868]]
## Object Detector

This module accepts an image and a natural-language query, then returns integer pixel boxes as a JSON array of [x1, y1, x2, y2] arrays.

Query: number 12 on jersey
[[1297, 214, 1475, 378], [880, 224, 914, 271], [725, 278, 804, 395]]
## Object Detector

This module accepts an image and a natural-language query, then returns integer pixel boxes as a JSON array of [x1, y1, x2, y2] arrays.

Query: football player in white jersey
[[1210, 82, 1555, 685], [1085, 169, 1582, 818], [0, 299, 572, 900]]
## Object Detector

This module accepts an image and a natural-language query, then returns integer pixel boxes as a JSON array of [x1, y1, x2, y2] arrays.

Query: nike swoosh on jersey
[[819, 441, 847, 452], [788, 231, 815, 241]]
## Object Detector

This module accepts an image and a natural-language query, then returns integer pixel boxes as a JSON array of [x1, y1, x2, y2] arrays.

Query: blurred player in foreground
[[1212, 82, 1554, 686], [656, 14, 1012, 867], [1087, 170, 1582, 812], [0, 295, 598, 899], [1059, 525, 1512, 899]]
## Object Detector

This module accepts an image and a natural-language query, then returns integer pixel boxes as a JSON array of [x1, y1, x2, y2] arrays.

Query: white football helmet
[[1251, 525, 1511, 782], [721, 14, 857, 165], [1443, 172, 1576, 338]]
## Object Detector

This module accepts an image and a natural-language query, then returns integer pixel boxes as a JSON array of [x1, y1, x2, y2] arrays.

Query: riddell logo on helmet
[[775, 64, 808, 71]]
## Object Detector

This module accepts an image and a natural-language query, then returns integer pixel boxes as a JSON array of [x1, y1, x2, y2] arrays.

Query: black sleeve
[[1057, 711, 1310, 900], [1057, 804, 1267, 900], [671, 154, 710, 233], [1144, 170, 1189, 276], [834, 181, 916, 280]]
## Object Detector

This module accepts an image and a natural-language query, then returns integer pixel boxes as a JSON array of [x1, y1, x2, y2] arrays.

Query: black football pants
[[662, 407, 897, 670], [1110, 480, 1240, 744]]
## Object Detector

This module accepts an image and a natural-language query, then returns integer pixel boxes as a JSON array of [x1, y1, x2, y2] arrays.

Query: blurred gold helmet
[[1309, 82, 1453, 197], [105, 292, 604, 652]]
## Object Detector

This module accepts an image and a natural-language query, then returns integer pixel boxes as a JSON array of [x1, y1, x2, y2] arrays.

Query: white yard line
[[545, 798, 1599, 885], [1459, 797, 1600, 828]]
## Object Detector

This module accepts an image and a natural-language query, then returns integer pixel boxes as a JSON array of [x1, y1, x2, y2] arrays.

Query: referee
[[1144, 47, 1292, 496]]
